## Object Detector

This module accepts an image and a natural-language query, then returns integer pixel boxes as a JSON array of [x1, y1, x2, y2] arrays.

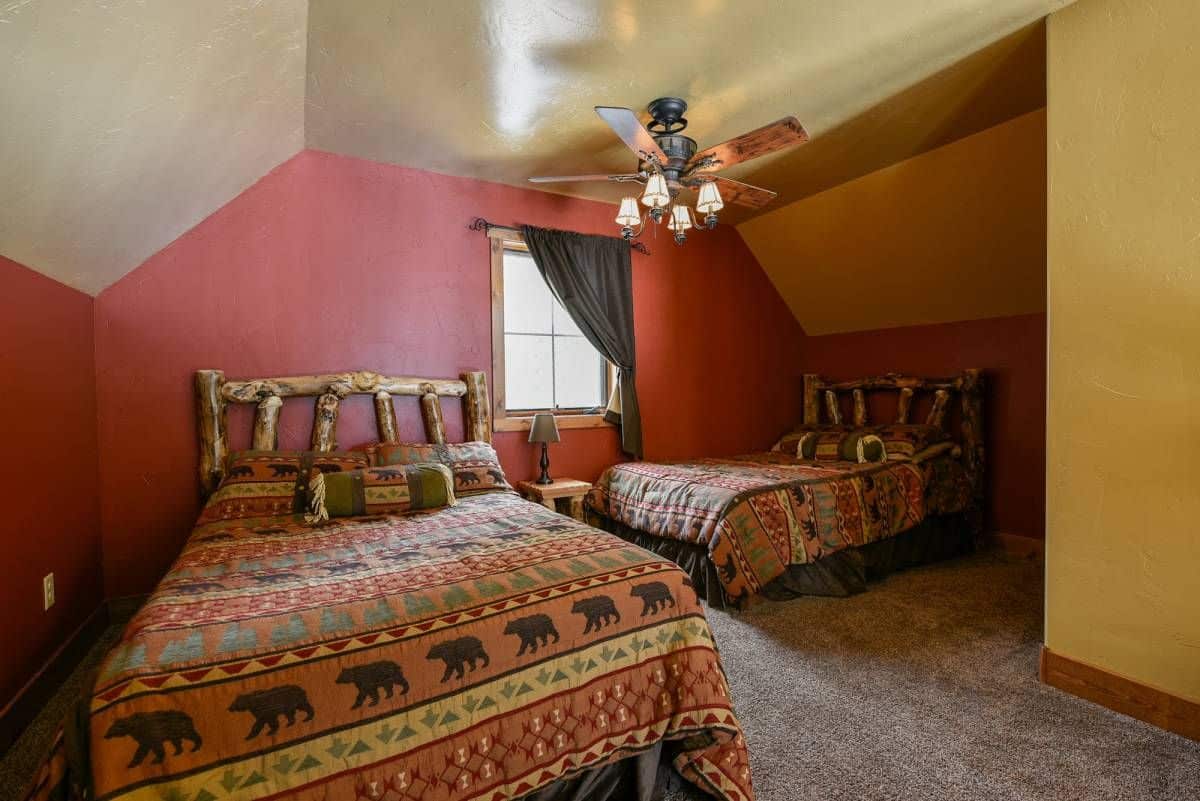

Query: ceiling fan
[[529, 97, 808, 244]]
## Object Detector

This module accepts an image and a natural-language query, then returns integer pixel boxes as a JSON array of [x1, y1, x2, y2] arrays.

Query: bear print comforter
[[26, 492, 751, 801]]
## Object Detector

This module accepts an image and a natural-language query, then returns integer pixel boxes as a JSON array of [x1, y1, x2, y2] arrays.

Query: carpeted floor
[[3, 553, 1197, 801], [666, 551, 1199, 801]]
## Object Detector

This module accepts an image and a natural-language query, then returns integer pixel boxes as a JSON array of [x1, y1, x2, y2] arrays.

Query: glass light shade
[[641, 173, 670, 209], [667, 204, 693, 232], [615, 196, 641, 226], [695, 181, 724, 214]]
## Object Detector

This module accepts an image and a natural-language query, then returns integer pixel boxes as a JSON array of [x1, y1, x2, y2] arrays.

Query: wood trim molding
[[495, 413, 614, 433], [993, 532, 1044, 560], [1040, 646, 1200, 741]]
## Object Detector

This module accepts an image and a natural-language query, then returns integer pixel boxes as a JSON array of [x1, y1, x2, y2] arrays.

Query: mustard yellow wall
[[737, 109, 1046, 335], [1046, 0, 1200, 701]]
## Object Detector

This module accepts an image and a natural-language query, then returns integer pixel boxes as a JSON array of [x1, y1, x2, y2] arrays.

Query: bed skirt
[[589, 512, 974, 608]]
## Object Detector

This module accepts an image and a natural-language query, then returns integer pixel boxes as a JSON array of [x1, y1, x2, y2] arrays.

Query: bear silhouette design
[[572, 596, 620, 634], [226, 465, 254, 479], [426, 636, 490, 682], [228, 685, 314, 740], [104, 710, 202, 768], [337, 661, 410, 708], [456, 472, 481, 486], [252, 572, 304, 584], [325, 561, 368, 575], [631, 582, 675, 616], [487, 468, 506, 484], [504, 614, 560, 656], [268, 463, 300, 477], [311, 462, 344, 473], [370, 468, 404, 480]]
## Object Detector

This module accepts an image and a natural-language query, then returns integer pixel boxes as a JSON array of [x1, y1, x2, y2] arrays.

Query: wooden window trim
[[489, 229, 616, 433]]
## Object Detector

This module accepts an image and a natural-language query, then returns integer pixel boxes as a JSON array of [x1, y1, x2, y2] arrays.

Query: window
[[489, 230, 614, 432]]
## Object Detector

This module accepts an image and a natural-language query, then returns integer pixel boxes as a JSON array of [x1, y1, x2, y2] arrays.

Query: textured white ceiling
[[1, 0, 1068, 295], [0, 0, 307, 294]]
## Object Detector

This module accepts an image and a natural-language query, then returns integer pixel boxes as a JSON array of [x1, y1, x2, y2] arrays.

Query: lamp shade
[[528, 413, 561, 444], [696, 181, 724, 214], [667, 204, 694, 232], [641, 173, 670, 209], [615, 196, 641, 226]]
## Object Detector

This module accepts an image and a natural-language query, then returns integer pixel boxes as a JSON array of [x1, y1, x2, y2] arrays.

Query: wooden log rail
[[196, 369, 492, 497]]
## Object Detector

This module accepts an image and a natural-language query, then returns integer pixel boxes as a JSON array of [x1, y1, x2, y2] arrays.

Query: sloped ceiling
[[1, 0, 1067, 295], [0, 1, 307, 294]]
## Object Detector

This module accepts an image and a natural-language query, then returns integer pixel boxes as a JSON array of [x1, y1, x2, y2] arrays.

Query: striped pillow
[[870, 425, 951, 461], [796, 431, 888, 463], [306, 463, 456, 522], [771, 424, 851, 454], [367, 441, 512, 497], [199, 450, 369, 523]]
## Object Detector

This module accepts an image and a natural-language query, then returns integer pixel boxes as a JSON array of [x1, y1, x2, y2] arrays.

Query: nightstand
[[517, 478, 592, 521]]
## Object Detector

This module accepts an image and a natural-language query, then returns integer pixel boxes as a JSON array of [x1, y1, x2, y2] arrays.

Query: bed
[[585, 370, 985, 607], [26, 370, 752, 801]]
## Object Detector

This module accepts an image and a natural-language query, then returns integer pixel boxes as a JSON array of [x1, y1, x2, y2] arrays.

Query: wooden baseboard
[[0, 603, 109, 755], [993, 531, 1044, 560], [1040, 646, 1200, 741]]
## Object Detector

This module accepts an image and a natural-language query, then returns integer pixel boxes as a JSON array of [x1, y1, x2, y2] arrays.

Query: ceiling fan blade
[[688, 117, 809, 174], [528, 173, 643, 184], [712, 176, 778, 209], [595, 106, 669, 166]]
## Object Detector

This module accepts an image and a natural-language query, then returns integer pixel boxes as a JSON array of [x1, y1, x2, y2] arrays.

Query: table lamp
[[528, 413, 561, 485]]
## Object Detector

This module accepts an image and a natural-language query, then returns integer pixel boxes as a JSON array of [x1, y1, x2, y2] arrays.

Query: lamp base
[[535, 443, 553, 484]]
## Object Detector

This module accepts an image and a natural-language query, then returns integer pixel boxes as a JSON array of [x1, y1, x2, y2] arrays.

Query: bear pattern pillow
[[870, 424, 951, 461], [306, 463, 456, 522], [771, 424, 850, 454], [367, 441, 512, 497], [199, 450, 369, 523]]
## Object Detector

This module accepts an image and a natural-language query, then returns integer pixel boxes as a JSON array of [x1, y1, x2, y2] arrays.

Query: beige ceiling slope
[[306, 0, 1070, 221], [0, 0, 307, 294]]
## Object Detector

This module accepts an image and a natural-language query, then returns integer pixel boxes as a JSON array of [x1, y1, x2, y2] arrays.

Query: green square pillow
[[307, 463, 456, 522]]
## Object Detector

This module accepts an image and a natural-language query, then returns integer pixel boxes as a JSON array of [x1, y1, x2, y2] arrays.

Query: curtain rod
[[468, 217, 651, 255]]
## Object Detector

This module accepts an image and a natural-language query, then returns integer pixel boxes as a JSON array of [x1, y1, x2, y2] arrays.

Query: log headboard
[[195, 369, 491, 497], [802, 368, 985, 530]]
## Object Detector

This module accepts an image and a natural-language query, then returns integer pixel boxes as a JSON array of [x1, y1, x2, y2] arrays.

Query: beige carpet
[[668, 551, 1199, 801], [4, 553, 1197, 801]]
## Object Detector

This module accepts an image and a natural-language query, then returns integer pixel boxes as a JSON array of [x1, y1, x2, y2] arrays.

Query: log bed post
[[960, 368, 986, 539], [802, 374, 821, 425], [463, 371, 492, 443], [196, 370, 228, 497], [420, 384, 448, 444], [374, 391, 399, 444], [252, 395, 282, 450]]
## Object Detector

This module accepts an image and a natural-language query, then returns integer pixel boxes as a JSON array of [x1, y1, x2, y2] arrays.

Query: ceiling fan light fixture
[[641, 173, 670, 209], [695, 181, 724, 214], [667, 204, 693, 245], [616, 196, 641, 239]]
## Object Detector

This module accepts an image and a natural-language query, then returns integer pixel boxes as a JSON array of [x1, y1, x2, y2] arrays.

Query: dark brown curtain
[[521, 225, 643, 458]]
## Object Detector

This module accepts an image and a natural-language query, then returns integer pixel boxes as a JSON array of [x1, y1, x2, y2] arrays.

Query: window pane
[[554, 337, 606, 409], [503, 250, 552, 334], [505, 334, 553, 410], [552, 302, 585, 336]]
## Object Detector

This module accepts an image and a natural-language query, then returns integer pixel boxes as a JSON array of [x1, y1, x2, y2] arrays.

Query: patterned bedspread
[[28, 493, 751, 801], [585, 452, 969, 603]]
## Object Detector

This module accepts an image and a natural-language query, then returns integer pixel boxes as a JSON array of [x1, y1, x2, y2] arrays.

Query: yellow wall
[[737, 109, 1046, 335], [1046, 0, 1200, 701]]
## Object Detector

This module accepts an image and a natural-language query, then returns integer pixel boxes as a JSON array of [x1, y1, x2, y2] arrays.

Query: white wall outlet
[[43, 572, 55, 610]]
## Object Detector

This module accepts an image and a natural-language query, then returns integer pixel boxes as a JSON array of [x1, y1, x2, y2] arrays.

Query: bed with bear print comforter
[[26, 492, 751, 801]]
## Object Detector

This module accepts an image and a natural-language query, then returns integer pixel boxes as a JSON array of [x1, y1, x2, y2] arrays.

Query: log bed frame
[[195, 369, 491, 497], [802, 368, 986, 534]]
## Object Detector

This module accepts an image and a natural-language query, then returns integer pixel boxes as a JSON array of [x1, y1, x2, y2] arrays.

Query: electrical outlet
[[43, 573, 55, 610]]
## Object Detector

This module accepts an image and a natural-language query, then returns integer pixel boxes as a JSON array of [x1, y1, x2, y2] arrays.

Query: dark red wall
[[94, 150, 806, 598], [0, 256, 103, 710], [799, 313, 1047, 538]]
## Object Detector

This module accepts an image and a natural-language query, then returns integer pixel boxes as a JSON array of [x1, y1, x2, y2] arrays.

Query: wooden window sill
[[495, 414, 614, 433]]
